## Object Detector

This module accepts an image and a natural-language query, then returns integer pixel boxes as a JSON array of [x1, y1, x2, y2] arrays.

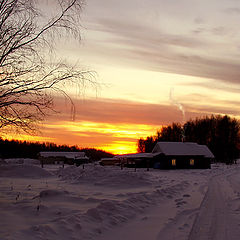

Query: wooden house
[[152, 142, 213, 169], [114, 142, 214, 169]]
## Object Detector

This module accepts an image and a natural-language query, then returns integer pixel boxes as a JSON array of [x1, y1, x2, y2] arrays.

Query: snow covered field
[[0, 161, 240, 240]]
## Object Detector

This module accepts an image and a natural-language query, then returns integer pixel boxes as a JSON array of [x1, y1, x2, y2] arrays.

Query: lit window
[[190, 159, 194, 166], [172, 159, 176, 166]]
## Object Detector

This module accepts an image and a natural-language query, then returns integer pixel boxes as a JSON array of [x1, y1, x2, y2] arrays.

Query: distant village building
[[39, 152, 89, 166], [100, 142, 214, 169]]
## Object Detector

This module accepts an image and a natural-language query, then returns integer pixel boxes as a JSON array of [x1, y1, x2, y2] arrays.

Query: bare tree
[[0, 0, 95, 132]]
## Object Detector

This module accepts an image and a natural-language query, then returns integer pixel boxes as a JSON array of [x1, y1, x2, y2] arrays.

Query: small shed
[[39, 152, 89, 166], [114, 152, 159, 168], [99, 158, 121, 166]]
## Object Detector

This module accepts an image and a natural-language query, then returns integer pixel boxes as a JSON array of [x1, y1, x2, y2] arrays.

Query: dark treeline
[[138, 115, 240, 163], [0, 139, 113, 161]]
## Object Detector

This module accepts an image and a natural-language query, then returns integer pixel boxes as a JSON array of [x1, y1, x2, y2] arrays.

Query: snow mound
[[39, 189, 69, 198], [76, 181, 189, 239], [57, 165, 152, 188], [22, 158, 40, 165], [5, 158, 40, 165], [0, 158, 7, 164], [0, 164, 53, 178]]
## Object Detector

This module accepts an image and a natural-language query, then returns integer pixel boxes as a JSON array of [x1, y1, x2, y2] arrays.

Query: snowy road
[[188, 167, 240, 240]]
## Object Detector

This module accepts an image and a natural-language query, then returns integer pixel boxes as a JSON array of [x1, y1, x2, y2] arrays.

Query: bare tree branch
[[0, 0, 96, 133]]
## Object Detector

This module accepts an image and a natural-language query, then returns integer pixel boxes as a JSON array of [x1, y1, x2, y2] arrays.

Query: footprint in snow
[[175, 198, 183, 202]]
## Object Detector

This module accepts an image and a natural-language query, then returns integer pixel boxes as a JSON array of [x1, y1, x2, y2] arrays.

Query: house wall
[[154, 155, 211, 169], [74, 158, 90, 166], [99, 159, 121, 166], [125, 158, 154, 168], [39, 156, 76, 165]]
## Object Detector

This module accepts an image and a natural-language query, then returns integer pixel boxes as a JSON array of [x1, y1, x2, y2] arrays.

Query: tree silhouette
[[0, 138, 113, 160], [0, 0, 95, 132]]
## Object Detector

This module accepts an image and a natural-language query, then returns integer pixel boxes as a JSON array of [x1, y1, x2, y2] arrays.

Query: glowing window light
[[190, 159, 194, 166], [172, 159, 176, 166]]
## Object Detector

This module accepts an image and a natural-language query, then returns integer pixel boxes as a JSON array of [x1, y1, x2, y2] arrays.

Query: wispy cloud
[[52, 97, 184, 125], [181, 80, 240, 94], [52, 97, 240, 126], [224, 8, 240, 15], [93, 20, 240, 84], [82, 1, 240, 85]]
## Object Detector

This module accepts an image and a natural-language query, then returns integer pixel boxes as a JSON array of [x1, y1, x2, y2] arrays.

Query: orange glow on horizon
[[2, 134, 55, 143], [2, 120, 159, 155], [99, 141, 138, 155]]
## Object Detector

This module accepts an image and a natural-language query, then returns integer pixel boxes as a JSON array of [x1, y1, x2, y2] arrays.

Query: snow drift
[[0, 164, 53, 178], [57, 165, 152, 188]]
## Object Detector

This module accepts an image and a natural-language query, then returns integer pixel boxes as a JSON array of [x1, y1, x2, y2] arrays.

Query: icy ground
[[0, 161, 240, 240]]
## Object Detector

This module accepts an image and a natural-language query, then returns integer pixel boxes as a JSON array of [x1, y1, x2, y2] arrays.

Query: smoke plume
[[169, 88, 185, 123]]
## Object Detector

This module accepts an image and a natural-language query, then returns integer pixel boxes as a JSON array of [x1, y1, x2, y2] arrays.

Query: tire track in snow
[[188, 167, 240, 240]]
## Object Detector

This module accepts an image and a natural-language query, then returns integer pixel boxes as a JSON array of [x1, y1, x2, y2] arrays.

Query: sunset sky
[[7, 0, 240, 154]]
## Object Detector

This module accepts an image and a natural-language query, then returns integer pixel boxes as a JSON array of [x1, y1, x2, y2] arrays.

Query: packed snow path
[[188, 167, 240, 240]]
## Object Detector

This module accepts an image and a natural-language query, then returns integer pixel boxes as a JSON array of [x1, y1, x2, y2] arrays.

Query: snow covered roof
[[152, 142, 214, 158], [115, 152, 159, 159], [193, 144, 215, 158], [39, 152, 88, 159]]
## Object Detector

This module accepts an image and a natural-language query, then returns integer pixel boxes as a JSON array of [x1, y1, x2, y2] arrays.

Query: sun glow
[[43, 120, 158, 154], [99, 141, 137, 155]]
